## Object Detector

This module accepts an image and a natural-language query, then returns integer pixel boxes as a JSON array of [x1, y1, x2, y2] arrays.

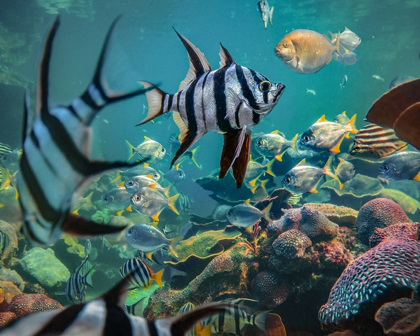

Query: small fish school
[[0, 3, 419, 336]]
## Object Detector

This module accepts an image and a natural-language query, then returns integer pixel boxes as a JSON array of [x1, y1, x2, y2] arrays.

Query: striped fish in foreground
[[138, 30, 285, 188], [0, 263, 233, 336], [17, 17, 153, 246], [349, 123, 407, 159]]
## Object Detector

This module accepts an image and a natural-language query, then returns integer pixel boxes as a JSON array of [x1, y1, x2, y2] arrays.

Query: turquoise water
[[0, 0, 420, 335]]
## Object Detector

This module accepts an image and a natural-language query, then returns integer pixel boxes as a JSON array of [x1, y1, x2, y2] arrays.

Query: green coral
[[19, 247, 70, 288]]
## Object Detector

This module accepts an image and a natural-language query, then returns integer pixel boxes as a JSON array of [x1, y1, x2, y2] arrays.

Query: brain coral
[[252, 271, 289, 309], [8, 294, 62, 318], [267, 204, 339, 239], [355, 198, 410, 245], [272, 229, 312, 259], [318, 239, 420, 332], [369, 222, 419, 248]]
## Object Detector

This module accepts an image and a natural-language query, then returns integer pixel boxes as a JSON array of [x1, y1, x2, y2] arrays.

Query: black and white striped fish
[[0, 229, 10, 258], [138, 30, 285, 188], [65, 255, 94, 303], [16, 17, 153, 246], [349, 123, 407, 159], [119, 258, 164, 289], [0, 263, 233, 336]]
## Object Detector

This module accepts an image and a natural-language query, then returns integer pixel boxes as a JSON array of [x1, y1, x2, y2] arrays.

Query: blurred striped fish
[[119, 258, 164, 289], [16, 17, 154, 246], [0, 229, 10, 258], [349, 123, 407, 159], [0, 143, 11, 157], [0, 261, 233, 336], [65, 255, 94, 303]]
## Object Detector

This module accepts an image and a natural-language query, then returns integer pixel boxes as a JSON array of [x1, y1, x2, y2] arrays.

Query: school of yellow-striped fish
[[0, 1, 419, 336]]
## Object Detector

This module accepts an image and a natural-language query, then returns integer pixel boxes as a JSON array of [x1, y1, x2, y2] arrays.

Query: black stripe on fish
[[185, 80, 199, 134], [214, 66, 232, 132], [104, 303, 133, 335], [67, 104, 83, 122], [234, 306, 241, 335], [235, 66, 259, 110], [167, 94, 174, 112], [30, 131, 59, 178], [20, 152, 62, 224], [34, 304, 85, 335], [147, 321, 159, 336]]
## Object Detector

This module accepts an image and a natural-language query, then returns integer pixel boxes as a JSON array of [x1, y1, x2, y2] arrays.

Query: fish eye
[[154, 173, 159, 179], [284, 43, 288, 48], [103, 196, 109, 202], [382, 165, 389, 171], [257, 140, 263, 146], [128, 180, 134, 186], [127, 228, 133, 235], [179, 172, 183, 177], [284, 177, 291, 184], [303, 135, 310, 142], [161, 148, 165, 152], [259, 80, 272, 93]]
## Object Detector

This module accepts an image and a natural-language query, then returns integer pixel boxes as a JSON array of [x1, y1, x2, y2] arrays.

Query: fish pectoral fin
[[61, 213, 126, 237], [225, 88, 244, 119], [232, 131, 252, 188], [219, 128, 247, 180]]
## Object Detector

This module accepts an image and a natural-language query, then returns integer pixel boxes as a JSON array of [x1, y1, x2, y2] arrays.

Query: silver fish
[[334, 157, 356, 184], [138, 30, 285, 188], [164, 168, 186, 184], [118, 164, 161, 182], [124, 175, 165, 195], [379, 151, 420, 181], [16, 17, 152, 246], [333, 111, 349, 125], [226, 202, 271, 228], [101, 188, 132, 213], [125, 224, 179, 257], [254, 131, 298, 160], [126, 136, 166, 163], [258, 0, 274, 28], [329, 27, 361, 51], [65, 255, 94, 303]]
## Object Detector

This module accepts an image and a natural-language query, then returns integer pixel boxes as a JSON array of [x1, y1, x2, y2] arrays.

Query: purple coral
[[318, 239, 420, 332], [252, 270, 289, 309], [356, 198, 410, 245], [369, 222, 419, 248], [267, 204, 339, 239], [272, 229, 312, 259]]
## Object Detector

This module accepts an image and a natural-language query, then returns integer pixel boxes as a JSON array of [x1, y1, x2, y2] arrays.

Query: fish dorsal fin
[[244, 199, 251, 205], [296, 158, 306, 167], [271, 130, 279, 134], [174, 28, 211, 91], [344, 27, 350, 31], [144, 136, 151, 141], [342, 111, 346, 115], [219, 43, 235, 68], [316, 115, 327, 123]]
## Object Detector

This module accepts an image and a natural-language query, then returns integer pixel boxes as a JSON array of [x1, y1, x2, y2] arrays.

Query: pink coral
[[355, 198, 410, 245], [8, 294, 62, 318], [369, 222, 418, 247], [272, 229, 312, 259]]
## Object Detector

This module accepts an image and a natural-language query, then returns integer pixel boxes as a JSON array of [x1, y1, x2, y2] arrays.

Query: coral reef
[[318, 239, 420, 333], [7, 293, 62, 318], [0, 281, 22, 304], [0, 268, 25, 291], [374, 283, 420, 336], [369, 222, 419, 248], [268, 204, 339, 239], [0, 311, 17, 328], [304, 203, 358, 227], [272, 229, 312, 259], [355, 198, 410, 245], [251, 271, 289, 309], [19, 247, 70, 288]]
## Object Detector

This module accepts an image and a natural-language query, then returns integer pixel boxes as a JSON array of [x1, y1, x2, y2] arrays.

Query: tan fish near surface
[[349, 124, 407, 159], [274, 29, 342, 74]]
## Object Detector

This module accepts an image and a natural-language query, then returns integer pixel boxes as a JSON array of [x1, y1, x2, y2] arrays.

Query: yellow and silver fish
[[258, 0, 274, 28], [126, 136, 166, 163]]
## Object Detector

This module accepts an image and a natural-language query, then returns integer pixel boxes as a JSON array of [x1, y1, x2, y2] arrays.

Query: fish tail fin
[[137, 81, 171, 125], [262, 202, 273, 223], [151, 211, 162, 222], [153, 268, 164, 288], [163, 184, 173, 198], [169, 194, 180, 215], [248, 173, 262, 188], [323, 157, 342, 188], [190, 147, 202, 168], [254, 310, 271, 332], [274, 151, 285, 161], [84, 265, 95, 288], [347, 113, 358, 134], [269, 7, 274, 26], [126, 140, 136, 161], [266, 159, 276, 177], [0, 167, 11, 191], [85, 191, 94, 207], [112, 170, 121, 183], [169, 236, 182, 258], [259, 179, 269, 194], [154, 303, 234, 336], [334, 31, 343, 59], [291, 133, 299, 154], [328, 31, 336, 41]]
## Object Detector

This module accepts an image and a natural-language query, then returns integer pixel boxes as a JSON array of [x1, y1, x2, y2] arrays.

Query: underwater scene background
[[0, 0, 420, 335]]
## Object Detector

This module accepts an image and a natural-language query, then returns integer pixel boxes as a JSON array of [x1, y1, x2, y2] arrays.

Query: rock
[[19, 247, 70, 288], [0, 267, 25, 290]]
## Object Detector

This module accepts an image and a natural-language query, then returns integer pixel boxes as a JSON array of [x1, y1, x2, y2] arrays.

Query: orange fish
[[275, 29, 342, 74]]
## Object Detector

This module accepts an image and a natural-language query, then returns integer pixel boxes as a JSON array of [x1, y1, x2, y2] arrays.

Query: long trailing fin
[[219, 128, 247, 179], [173, 28, 211, 91], [36, 17, 59, 118], [231, 131, 251, 188], [219, 43, 235, 68], [171, 131, 203, 167], [136, 82, 168, 125]]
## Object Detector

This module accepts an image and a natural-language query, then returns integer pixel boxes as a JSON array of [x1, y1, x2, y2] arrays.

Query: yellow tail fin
[[190, 147, 201, 168], [262, 202, 273, 223], [111, 171, 121, 183], [153, 268, 164, 288], [266, 159, 276, 177], [84, 191, 94, 207], [168, 194, 180, 215], [126, 140, 136, 161], [169, 236, 182, 258], [347, 114, 358, 134], [291, 133, 299, 154]]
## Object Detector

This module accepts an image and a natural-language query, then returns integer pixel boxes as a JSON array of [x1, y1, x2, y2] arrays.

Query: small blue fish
[[165, 168, 186, 184]]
